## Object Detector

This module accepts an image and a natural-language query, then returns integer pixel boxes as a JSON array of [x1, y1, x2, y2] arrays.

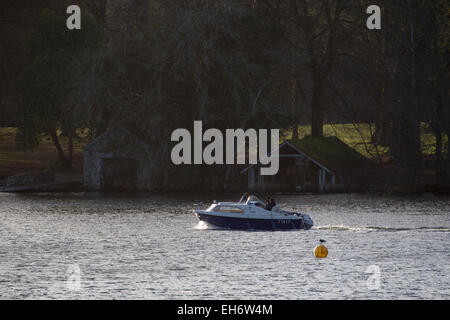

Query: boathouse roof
[[84, 127, 151, 155], [241, 135, 369, 175]]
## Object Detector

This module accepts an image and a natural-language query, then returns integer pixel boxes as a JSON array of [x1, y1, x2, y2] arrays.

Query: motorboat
[[194, 194, 313, 231]]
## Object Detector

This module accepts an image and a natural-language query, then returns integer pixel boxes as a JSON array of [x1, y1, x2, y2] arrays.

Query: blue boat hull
[[197, 213, 311, 231]]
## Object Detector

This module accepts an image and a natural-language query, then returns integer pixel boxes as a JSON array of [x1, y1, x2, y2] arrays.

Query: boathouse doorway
[[101, 158, 137, 191]]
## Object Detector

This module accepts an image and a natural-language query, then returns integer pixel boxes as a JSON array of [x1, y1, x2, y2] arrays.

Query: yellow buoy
[[314, 239, 328, 258]]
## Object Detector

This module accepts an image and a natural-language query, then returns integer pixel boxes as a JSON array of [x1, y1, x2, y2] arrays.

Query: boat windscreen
[[246, 195, 263, 203], [238, 193, 248, 203]]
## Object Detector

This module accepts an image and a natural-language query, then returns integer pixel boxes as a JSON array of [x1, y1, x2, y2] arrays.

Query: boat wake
[[195, 221, 210, 230], [195, 221, 231, 230], [313, 225, 450, 232]]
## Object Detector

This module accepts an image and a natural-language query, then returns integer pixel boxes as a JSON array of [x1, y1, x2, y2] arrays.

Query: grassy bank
[[0, 127, 84, 178], [284, 123, 448, 160], [0, 124, 447, 179]]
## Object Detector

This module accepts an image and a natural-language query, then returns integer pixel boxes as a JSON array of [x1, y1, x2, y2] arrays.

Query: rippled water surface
[[0, 192, 449, 299]]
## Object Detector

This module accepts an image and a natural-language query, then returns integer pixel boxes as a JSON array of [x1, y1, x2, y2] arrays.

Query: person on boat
[[265, 197, 276, 211], [255, 202, 265, 208], [270, 197, 276, 208]]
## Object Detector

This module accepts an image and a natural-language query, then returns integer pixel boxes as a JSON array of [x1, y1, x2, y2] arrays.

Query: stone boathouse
[[83, 128, 157, 192]]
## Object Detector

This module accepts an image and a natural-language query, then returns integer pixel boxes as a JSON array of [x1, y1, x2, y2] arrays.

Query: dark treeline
[[2, 0, 449, 191]]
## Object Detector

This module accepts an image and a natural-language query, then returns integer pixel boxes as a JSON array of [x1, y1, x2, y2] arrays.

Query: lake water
[[0, 192, 449, 299]]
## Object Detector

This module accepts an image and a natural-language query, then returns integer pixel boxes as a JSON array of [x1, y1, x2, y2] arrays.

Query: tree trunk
[[447, 121, 450, 161], [291, 72, 299, 140], [435, 124, 442, 188], [68, 136, 73, 169], [311, 71, 324, 137], [50, 131, 71, 169], [435, 93, 447, 187], [374, 32, 390, 146], [404, 1, 421, 186], [408, 11, 421, 164], [292, 125, 299, 140]]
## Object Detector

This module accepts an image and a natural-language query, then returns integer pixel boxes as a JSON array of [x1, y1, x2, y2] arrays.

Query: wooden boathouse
[[241, 136, 370, 193]]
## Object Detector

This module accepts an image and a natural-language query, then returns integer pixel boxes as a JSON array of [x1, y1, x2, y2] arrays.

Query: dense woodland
[[1, 0, 449, 192]]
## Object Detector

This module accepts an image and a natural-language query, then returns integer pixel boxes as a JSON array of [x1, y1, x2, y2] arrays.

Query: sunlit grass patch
[[0, 127, 85, 178], [284, 123, 447, 160]]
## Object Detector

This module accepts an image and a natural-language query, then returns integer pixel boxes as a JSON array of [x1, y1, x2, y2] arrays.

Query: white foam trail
[[313, 225, 450, 232], [195, 221, 209, 230]]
